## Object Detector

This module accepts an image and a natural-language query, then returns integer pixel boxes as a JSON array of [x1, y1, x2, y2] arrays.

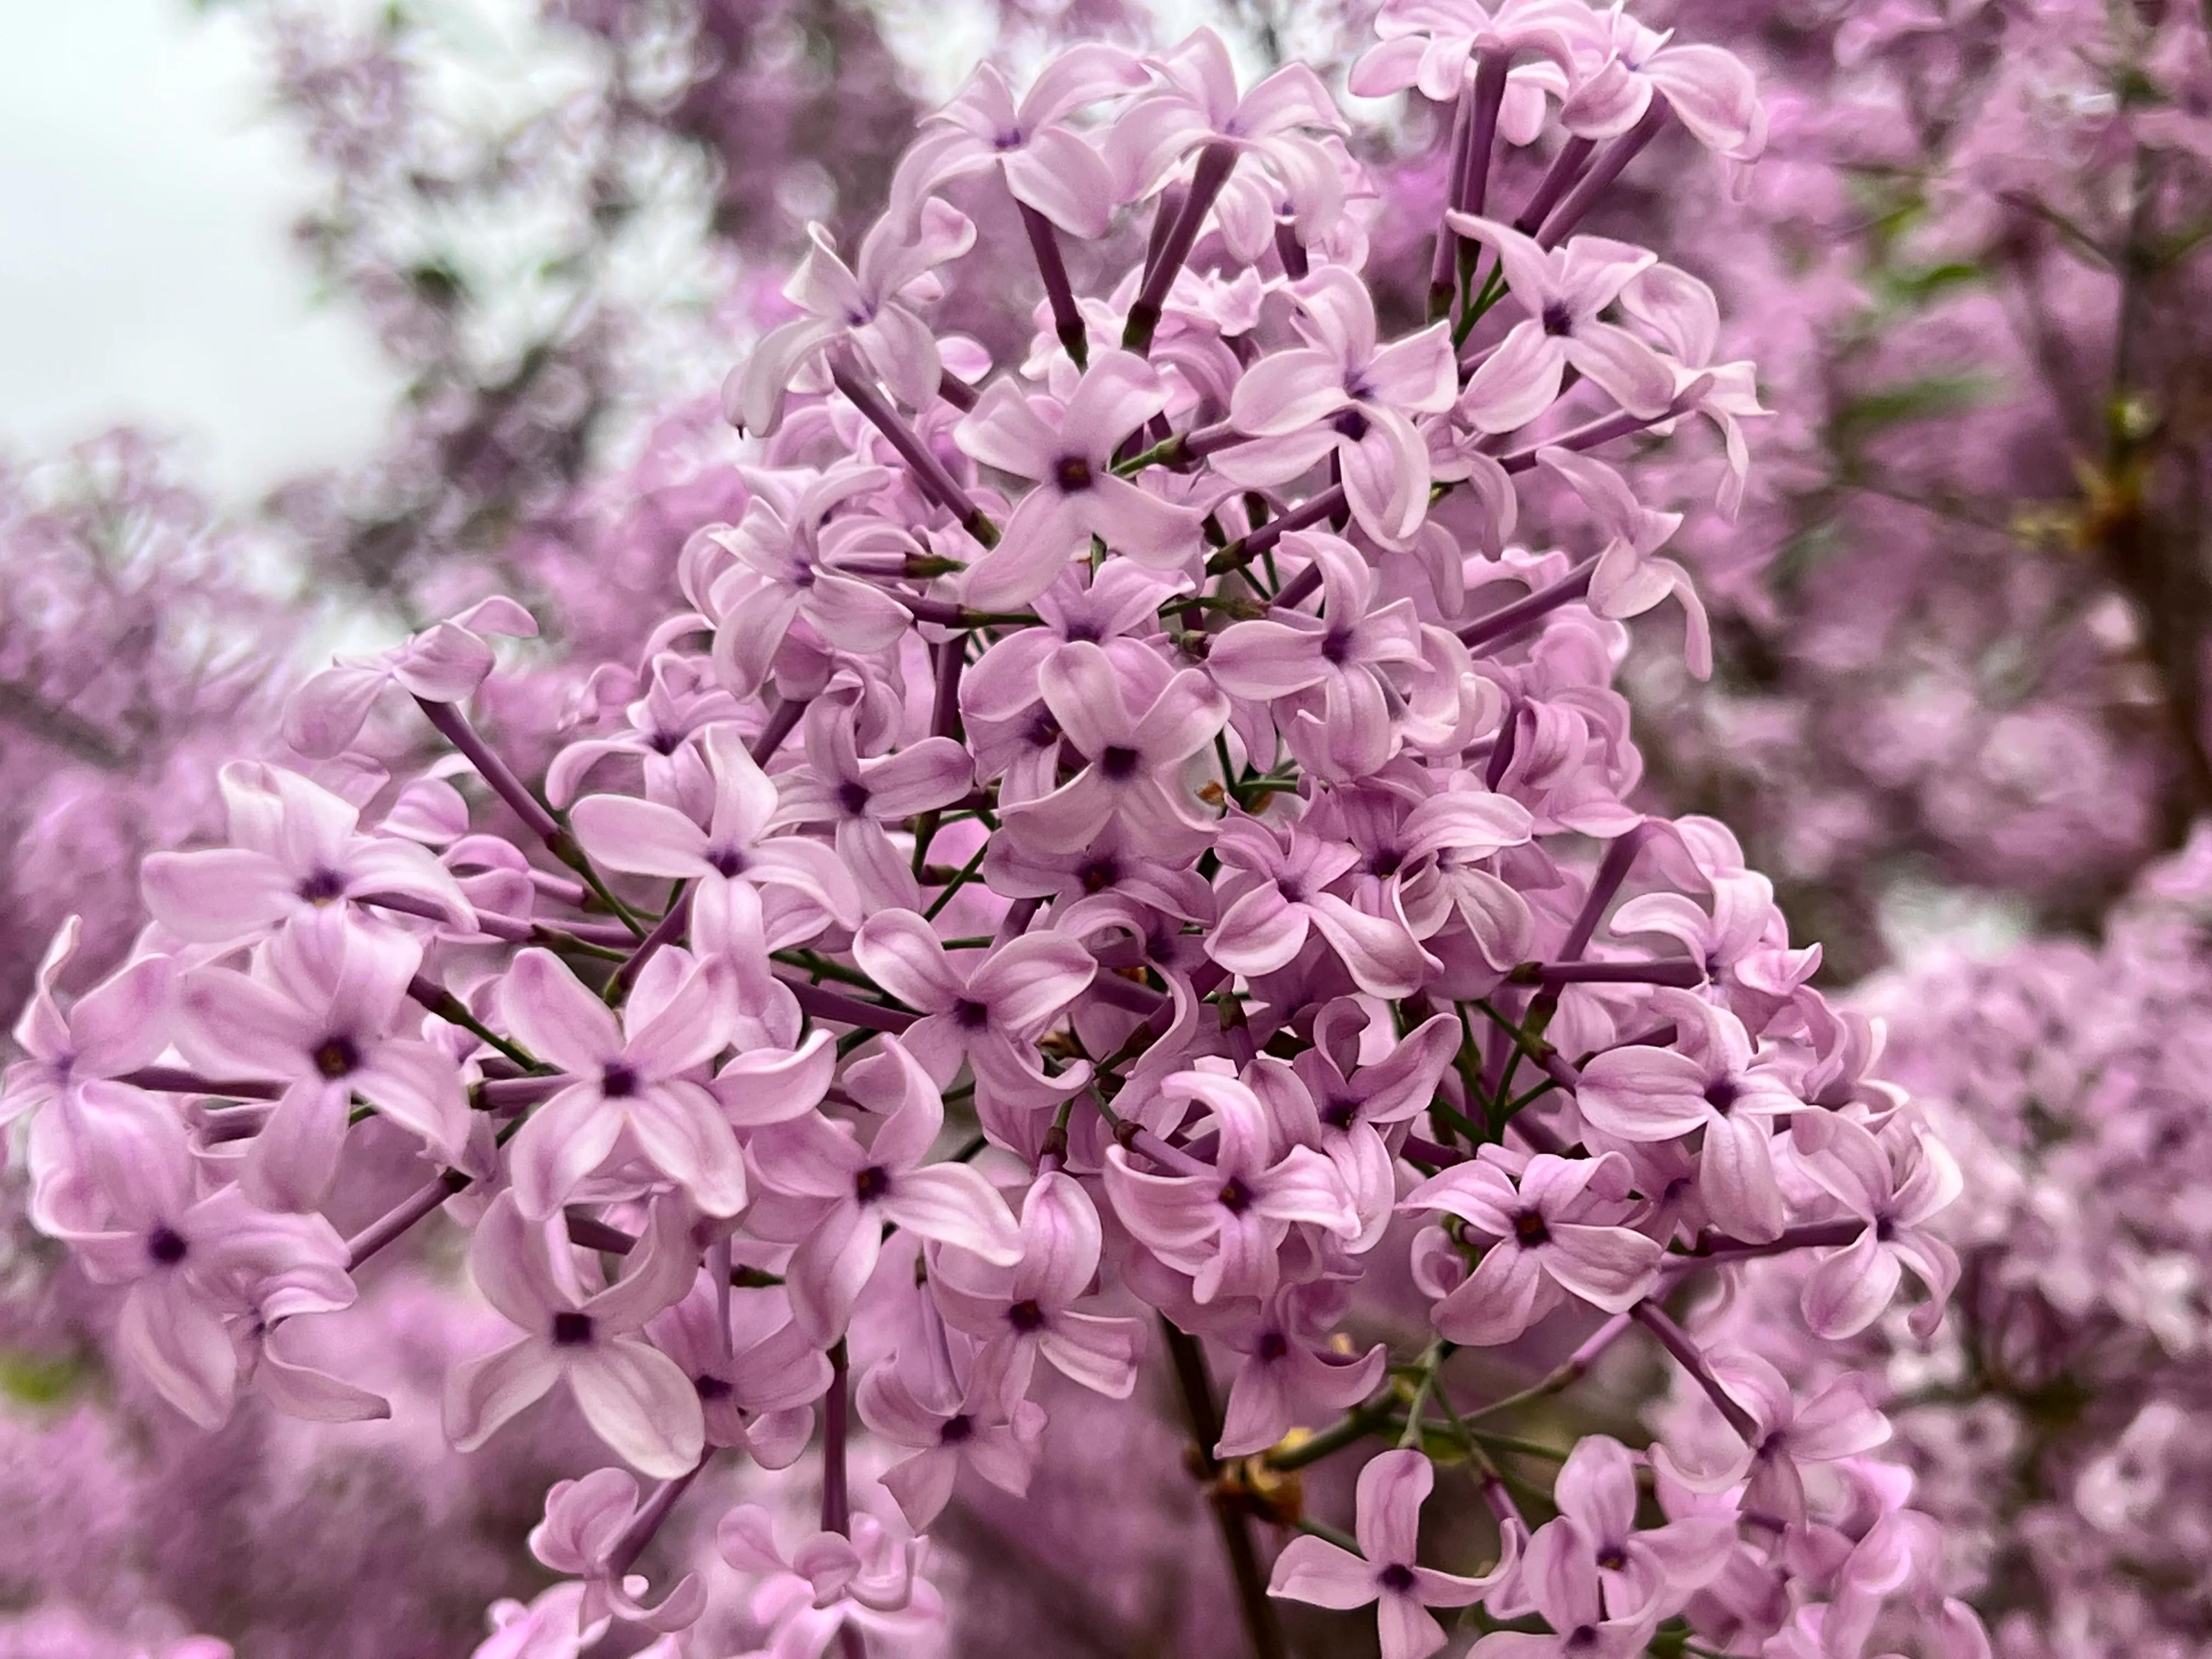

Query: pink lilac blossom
[[2, 12, 1987, 1658]]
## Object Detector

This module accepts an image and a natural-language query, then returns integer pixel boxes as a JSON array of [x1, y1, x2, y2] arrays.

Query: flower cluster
[[1676, 821, 2212, 1657], [6, 10, 1982, 1658]]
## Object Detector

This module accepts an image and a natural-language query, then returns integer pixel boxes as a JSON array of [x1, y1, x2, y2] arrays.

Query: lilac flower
[[1217, 270, 1458, 545], [953, 352, 1203, 606], [1269, 1448, 1517, 1659], [1549, 1435, 1735, 1619], [857, 1333, 1047, 1526], [728, 200, 977, 437], [40, 1088, 357, 1429], [569, 723, 860, 946], [285, 596, 537, 759], [2, 916, 172, 1125], [142, 762, 473, 946], [496, 945, 744, 1220], [1207, 531, 1429, 781], [771, 699, 973, 910], [1105, 28, 1346, 205], [1560, 8, 1764, 160], [1576, 988, 1801, 1242], [996, 641, 1229, 855], [1655, 1351, 1891, 1531], [929, 1169, 1144, 1400], [850, 908, 1095, 1104], [1402, 1152, 1662, 1345], [905, 48, 1149, 239], [693, 465, 917, 696], [1104, 1059, 1358, 1304], [1790, 1111, 1961, 1340], [445, 1192, 704, 1479], [1207, 814, 1432, 998], [176, 915, 468, 1210], [1469, 1514, 1658, 1659], [1215, 1282, 1386, 1458], [749, 1038, 1022, 1341], [645, 1277, 830, 1465], [529, 1466, 705, 1632], [1449, 216, 1674, 433]]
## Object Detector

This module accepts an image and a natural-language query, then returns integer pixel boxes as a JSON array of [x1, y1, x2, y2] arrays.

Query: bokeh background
[[5, 1, 2211, 1654]]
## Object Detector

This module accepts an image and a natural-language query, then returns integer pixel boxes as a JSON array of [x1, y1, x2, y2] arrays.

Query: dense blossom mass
[[3, 6, 1996, 1657]]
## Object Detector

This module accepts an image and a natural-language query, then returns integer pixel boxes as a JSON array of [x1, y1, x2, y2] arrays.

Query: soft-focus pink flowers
[[446, 1193, 705, 1479], [1270, 1448, 1517, 1659]]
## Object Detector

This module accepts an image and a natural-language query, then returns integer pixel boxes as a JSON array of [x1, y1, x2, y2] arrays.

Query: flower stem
[[1159, 1318, 1286, 1659], [1019, 201, 1088, 369], [1124, 142, 1239, 355]]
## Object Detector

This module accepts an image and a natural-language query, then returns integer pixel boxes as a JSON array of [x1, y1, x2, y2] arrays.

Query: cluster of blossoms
[[0, 431, 289, 1021], [5, 8, 1987, 1657], [1599, 0, 2212, 971], [1680, 823, 2212, 1657]]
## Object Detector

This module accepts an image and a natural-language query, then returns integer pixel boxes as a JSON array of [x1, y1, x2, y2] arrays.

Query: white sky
[[0, 0, 397, 501]]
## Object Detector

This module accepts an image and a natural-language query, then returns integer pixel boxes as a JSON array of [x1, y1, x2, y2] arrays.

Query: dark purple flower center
[[1024, 708, 1062, 750], [647, 729, 682, 755], [696, 1374, 733, 1400], [1008, 1299, 1047, 1333], [1378, 1562, 1417, 1594], [1368, 847, 1402, 878], [1321, 1097, 1360, 1131], [855, 1165, 892, 1203], [1596, 1544, 1627, 1571], [313, 1035, 360, 1080], [708, 847, 749, 879], [836, 780, 872, 817], [1063, 620, 1102, 643], [1874, 1216, 1895, 1242], [1217, 1177, 1254, 1214], [1704, 1077, 1740, 1114], [1098, 745, 1141, 781], [551, 1311, 595, 1347], [1542, 301, 1575, 336], [1332, 408, 1372, 442], [1079, 855, 1119, 893], [1319, 627, 1355, 665], [296, 867, 347, 904], [601, 1062, 639, 1099], [1513, 1209, 1551, 1246], [1565, 1625, 1599, 1651], [941, 1413, 975, 1444], [953, 998, 992, 1031], [1257, 1329, 1290, 1362], [1054, 455, 1095, 492], [146, 1225, 188, 1266]]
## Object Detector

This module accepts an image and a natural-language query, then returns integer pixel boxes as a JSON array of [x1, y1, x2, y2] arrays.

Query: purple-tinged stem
[[828, 354, 1000, 548], [1465, 1309, 1634, 1421], [1537, 101, 1668, 247], [1485, 698, 1523, 789], [1561, 825, 1650, 962], [930, 635, 964, 740], [775, 974, 919, 1033], [1019, 201, 1088, 368], [414, 697, 562, 844], [750, 695, 807, 764], [414, 697, 645, 937], [1494, 379, 1712, 471], [1137, 182, 1187, 298], [995, 895, 1040, 945], [824, 1339, 854, 1535], [1402, 1133, 1471, 1168], [824, 1340, 866, 1659], [937, 370, 979, 412], [1437, 53, 1513, 317], [117, 1067, 280, 1099], [1456, 555, 1598, 648], [1513, 136, 1595, 234], [1086, 969, 1167, 1016], [346, 1170, 470, 1271], [1681, 1219, 1866, 1262], [1273, 222, 1308, 279], [610, 886, 692, 1001], [1429, 81, 1481, 317], [1632, 1302, 1759, 1441], [477, 1076, 566, 1114], [1510, 958, 1703, 987], [1205, 483, 1347, 575], [1124, 142, 1240, 355], [1158, 1318, 1286, 1659], [607, 1460, 706, 1579]]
